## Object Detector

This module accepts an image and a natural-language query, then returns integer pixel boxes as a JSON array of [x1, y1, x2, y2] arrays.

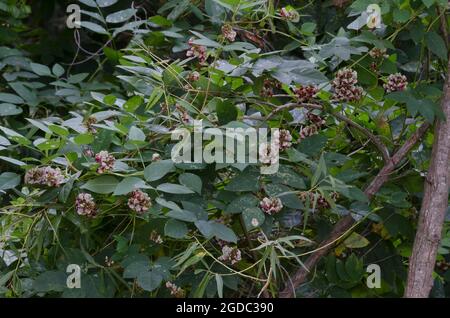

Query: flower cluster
[[260, 79, 280, 98], [307, 112, 326, 128], [221, 24, 237, 42], [218, 245, 242, 265], [166, 282, 185, 298], [95, 151, 115, 174], [293, 85, 318, 102], [187, 71, 200, 82], [75, 193, 97, 217], [280, 7, 300, 23], [383, 73, 408, 93], [258, 143, 278, 164], [83, 147, 94, 157], [369, 47, 388, 59], [299, 125, 319, 140], [104, 256, 114, 267], [298, 191, 339, 210], [84, 116, 97, 134], [260, 197, 283, 215], [273, 129, 292, 151], [151, 153, 161, 162], [331, 68, 363, 102], [24, 166, 65, 187], [186, 38, 207, 64], [150, 230, 163, 244], [128, 189, 152, 214]]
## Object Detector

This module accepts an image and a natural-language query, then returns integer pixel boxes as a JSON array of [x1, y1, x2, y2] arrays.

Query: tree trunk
[[404, 61, 450, 298]]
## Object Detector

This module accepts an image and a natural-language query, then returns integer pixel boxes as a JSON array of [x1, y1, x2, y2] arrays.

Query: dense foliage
[[0, 0, 450, 298]]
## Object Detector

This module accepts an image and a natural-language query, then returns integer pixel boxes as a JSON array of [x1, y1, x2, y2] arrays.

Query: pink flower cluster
[[186, 38, 207, 64], [221, 24, 237, 42], [218, 245, 242, 265], [259, 197, 283, 215], [75, 193, 97, 217], [95, 151, 115, 174], [384, 73, 408, 93], [127, 189, 152, 214], [331, 68, 363, 102], [273, 129, 292, 151], [293, 85, 319, 102], [24, 166, 65, 187]]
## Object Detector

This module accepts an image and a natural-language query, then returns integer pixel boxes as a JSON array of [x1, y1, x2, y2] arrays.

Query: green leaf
[[123, 260, 150, 278], [113, 177, 148, 195], [216, 99, 238, 125], [30, 63, 52, 76], [178, 173, 202, 194], [0, 103, 22, 116], [128, 126, 146, 141], [79, 0, 97, 6], [27, 118, 51, 134], [425, 32, 448, 60], [212, 222, 237, 243], [103, 95, 117, 106], [96, 0, 119, 7], [226, 194, 259, 214], [190, 30, 221, 48], [393, 8, 410, 23], [224, 168, 260, 192], [422, 0, 435, 8], [167, 209, 197, 222], [164, 219, 188, 239], [343, 232, 370, 248], [123, 95, 143, 112], [59, 173, 79, 203], [106, 9, 136, 24], [148, 15, 172, 27], [137, 271, 163, 292], [215, 274, 224, 298], [74, 133, 94, 145], [48, 124, 69, 137], [242, 207, 265, 230], [0, 93, 24, 104], [144, 160, 175, 181], [81, 176, 119, 194], [33, 271, 66, 292], [0, 156, 26, 166], [157, 183, 195, 194], [81, 21, 109, 35], [195, 220, 214, 238], [52, 64, 65, 77], [345, 254, 364, 282], [0, 172, 20, 191]]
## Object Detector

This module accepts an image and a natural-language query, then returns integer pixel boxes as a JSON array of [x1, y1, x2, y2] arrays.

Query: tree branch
[[405, 60, 450, 298], [279, 121, 430, 298]]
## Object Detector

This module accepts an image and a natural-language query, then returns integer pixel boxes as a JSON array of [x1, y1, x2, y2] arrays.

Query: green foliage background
[[0, 0, 449, 298]]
